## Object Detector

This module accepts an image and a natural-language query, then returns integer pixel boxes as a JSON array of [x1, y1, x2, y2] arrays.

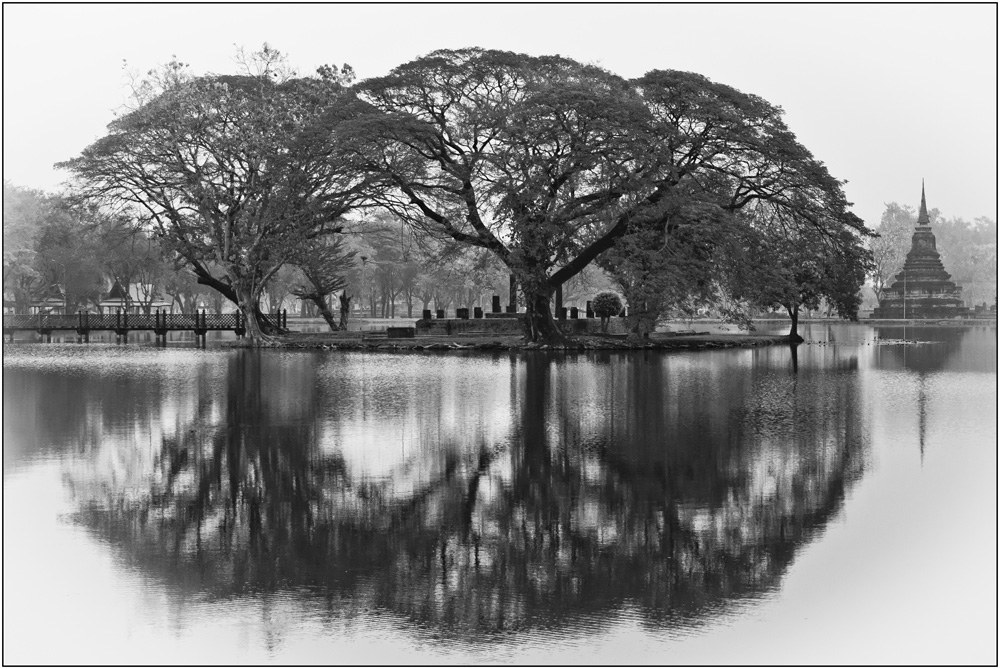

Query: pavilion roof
[[106, 280, 129, 301]]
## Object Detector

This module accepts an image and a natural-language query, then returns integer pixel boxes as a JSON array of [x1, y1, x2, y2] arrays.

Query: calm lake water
[[3, 324, 996, 664]]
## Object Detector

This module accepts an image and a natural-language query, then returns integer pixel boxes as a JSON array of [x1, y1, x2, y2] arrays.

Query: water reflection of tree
[[4, 352, 225, 471], [68, 348, 869, 641]]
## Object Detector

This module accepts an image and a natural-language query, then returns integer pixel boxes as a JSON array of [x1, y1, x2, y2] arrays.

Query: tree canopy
[[722, 199, 872, 339], [45, 46, 879, 343], [337, 48, 869, 341], [59, 52, 368, 338], [2, 182, 114, 313], [598, 194, 733, 340], [869, 203, 917, 301]]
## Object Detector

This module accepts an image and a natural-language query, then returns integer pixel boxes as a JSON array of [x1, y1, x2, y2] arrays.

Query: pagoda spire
[[917, 180, 930, 226]]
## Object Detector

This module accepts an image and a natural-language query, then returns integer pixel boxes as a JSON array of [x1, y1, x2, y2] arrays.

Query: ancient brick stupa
[[872, 184, 968, 319]]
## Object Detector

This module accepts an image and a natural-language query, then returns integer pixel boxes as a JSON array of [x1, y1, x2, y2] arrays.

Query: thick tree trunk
[[625, 312, 655, 343], [299, 292, 338, 331], [339, 293, 352, 330], [316, 300, 339, 331], [786, 304, 804, 343], [235, 284, 281, 343], [523, 292, 566, 343], [195, 277, 235, 311], [253, 304, 284, 335], [239, 301, 268, 342]]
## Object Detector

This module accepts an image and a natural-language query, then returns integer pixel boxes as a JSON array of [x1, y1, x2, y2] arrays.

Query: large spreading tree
[[59, 51, 369, 340], [337, 48, 870, 341], [338, 49, 655, 340]]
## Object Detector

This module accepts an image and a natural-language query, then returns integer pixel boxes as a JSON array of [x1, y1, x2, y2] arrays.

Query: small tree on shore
[[591, 292, 623, 333], [290, 237, 358, 331], [722, 202, 872, 341]]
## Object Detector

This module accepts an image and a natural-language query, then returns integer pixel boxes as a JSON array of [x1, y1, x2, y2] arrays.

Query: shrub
[[592, 292, 624, 318], [592, 292, 624, 333]]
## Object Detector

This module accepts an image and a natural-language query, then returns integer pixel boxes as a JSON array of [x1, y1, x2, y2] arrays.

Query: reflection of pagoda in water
[[872, 184, 969, 319]]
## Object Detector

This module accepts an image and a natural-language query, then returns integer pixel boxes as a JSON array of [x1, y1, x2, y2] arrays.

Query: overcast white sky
[[3, 3, 997, 229]]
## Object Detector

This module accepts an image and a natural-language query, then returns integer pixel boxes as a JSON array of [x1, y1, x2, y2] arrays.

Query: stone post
[[436, 308, 445, 319], [586, 301, 594, 318], [570, 307, 579, 319], [491, 295, 501, 313], [473, 306, 483, 319]]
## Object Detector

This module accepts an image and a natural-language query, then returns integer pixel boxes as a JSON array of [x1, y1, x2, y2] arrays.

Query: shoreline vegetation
[[228, 316, 995, 351], [4, 318, 992, 351], [235, 331, 797, 352]]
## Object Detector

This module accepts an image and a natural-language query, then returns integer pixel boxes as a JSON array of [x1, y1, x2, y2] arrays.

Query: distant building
[[28, 284, 67, 314], [99, 279, 171, 314], [99, 279, 131, 313], [872, 184, 969, 319]]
